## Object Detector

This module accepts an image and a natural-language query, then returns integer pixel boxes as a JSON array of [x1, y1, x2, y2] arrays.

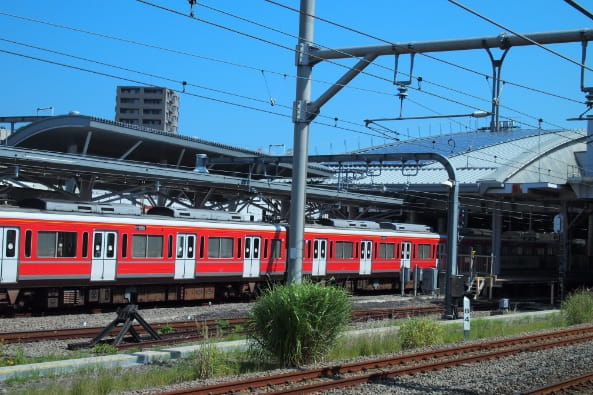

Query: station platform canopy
[[5, 114, 332, 179]]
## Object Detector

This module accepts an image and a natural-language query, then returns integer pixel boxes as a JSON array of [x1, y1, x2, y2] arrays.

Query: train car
[[302, 219, 441, 291], [0, 199, 442, 312]]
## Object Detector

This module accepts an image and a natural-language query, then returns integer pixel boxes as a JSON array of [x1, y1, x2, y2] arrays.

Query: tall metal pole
[[287, 0, 315, 284], [444, 179, 459, 318]]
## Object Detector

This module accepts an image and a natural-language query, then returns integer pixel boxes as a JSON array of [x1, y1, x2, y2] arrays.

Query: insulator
[[585, 92, 593, 108], [397, 86, 408, 100]]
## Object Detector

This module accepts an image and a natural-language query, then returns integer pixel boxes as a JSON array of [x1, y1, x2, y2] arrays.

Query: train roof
[[3, 199, 440, 237]]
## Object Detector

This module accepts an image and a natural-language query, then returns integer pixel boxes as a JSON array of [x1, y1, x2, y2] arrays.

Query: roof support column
[[491, 204, 502, 276]]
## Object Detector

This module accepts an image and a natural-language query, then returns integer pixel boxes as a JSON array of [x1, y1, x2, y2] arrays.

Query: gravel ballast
[[1, 295, 579, 394]]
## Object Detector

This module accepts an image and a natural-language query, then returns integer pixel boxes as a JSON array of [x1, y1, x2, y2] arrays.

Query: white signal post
[[463, 296, 471, 340]]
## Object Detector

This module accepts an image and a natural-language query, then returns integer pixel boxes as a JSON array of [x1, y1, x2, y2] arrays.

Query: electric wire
[[0, 11, 486, 125], [448, 0, 593, 72], [138, 0, 551, 132], [1, 7, 557, 135], [0, 47, 394, 142], [263, 0, 585, 106], [196, 0, 569, 130]]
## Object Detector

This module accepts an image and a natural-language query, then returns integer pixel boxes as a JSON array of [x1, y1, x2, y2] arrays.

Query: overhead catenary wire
[[1, 7, 562, 135], [263, 0, 585, 106], [194, 0, 574, 130], [448, 0, 593, 72], [137, 0, 558, 132], [0, 11, 496, 128], [0, 47, 395, 143]]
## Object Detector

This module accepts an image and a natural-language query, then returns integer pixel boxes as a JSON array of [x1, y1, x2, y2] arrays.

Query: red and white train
[[0, 199, 443, 311]]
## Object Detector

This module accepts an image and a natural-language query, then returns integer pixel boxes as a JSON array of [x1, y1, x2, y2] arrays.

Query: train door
[[0, 228, 18, 284], [437, 243, 446, 270], [175, 233, 196, 279], [312, 238, 327, 276], [91, 231, 117, 281], [401, 241, 412, 270], [243, 236, 261, 278], [359, 240, 372, 275]]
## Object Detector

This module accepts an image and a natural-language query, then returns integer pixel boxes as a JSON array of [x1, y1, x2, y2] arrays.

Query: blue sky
[[1, 1, 592, 154]]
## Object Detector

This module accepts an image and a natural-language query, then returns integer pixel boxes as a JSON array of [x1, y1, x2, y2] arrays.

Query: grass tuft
[[561, 288, 593, 325], [398, 318, 444, 350], [248, 281, 352, 367]]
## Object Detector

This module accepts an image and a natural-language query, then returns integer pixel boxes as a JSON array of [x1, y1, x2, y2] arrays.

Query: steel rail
[[0, 307, 440, 345], [159, 324, 593, 395], [521, 371, 593, 394]]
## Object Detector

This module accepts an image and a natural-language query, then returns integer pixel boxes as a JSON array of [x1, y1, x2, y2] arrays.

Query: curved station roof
[[321, 125, 587, 195]]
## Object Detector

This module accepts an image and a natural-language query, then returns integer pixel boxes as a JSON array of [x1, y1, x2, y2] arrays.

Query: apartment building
[[115, 86, 179, 134]]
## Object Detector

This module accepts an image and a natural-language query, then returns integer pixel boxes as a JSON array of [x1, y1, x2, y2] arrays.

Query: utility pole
[[287, 0, 315, 284]]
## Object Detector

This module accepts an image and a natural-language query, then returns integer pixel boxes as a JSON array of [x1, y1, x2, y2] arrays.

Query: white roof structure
[[322, 127, 586, 193]]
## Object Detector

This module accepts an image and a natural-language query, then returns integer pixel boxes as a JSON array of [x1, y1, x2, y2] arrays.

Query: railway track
[[0, 305, 442, 348], [156, 324, 593, 395], [521, 371, 593, 394]]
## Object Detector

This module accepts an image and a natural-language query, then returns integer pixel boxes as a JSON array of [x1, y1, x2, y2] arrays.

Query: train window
[[336, 241, 353, 259], [271, 239, 282, 258], [263, 239, 268, 259], [237, 238, 242, 258], [106, 233, 116, 258], [418, 244, 431, 259], [5, 230, 16, 258], [121, 234, 127, 258], [355, 242, 359, 258], [38, 231, 77, 258], [380, 243, 395, 259], [177, 236, 184, 258], [94, 233, 103, 258], [82, 232, 89, 258], [306, 240, 311, 259], [199, 236, 205, 258], [187, 235, 195, 259], [132, 234, 163, 258], [329, 241, 333, 258], [25, 230, 32, 257], [208, 237, 234, 258]]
